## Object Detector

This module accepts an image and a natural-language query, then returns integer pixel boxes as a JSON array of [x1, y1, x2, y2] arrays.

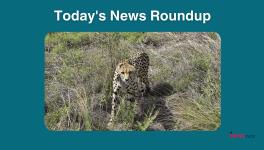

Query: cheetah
[[108, 52, 150, 128]]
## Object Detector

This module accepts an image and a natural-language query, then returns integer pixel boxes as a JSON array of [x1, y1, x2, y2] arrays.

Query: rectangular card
[[45, 32, 221, 131]]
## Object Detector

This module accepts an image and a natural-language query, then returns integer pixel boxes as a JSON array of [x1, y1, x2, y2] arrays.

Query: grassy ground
[[44, 32, 221, 131]]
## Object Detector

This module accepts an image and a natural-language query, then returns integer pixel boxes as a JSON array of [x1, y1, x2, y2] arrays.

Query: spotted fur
[[108, 52, 150, 128]]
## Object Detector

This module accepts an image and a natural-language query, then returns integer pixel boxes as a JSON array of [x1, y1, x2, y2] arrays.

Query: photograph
[[44, 32, 221, 131]]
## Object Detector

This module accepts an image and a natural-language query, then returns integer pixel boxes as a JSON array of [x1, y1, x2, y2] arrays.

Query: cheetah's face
[[117, 61, 136, 83]]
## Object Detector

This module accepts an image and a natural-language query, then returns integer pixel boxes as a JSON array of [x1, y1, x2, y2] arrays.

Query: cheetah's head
[[117, 60, 136, 83]]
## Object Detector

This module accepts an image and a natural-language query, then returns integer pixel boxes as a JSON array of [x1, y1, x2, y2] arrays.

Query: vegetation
[[45, 32, 221, 131]]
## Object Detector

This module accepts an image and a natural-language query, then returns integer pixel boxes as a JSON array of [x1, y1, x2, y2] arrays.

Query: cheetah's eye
[[121, 72, 124, 74]]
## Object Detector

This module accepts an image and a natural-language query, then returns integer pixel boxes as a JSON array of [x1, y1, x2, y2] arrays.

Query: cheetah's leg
[[133, 82, 145, 122], [108, 81, 121, 128], [108, 92, 118, 128], [140, 73, 150, 94]]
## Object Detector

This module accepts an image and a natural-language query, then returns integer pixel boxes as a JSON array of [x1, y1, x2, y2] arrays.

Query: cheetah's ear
[[127, 59, 133, 65]]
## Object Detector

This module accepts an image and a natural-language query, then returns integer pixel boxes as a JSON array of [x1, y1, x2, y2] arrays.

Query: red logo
[[229, 131, 255, 139]]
